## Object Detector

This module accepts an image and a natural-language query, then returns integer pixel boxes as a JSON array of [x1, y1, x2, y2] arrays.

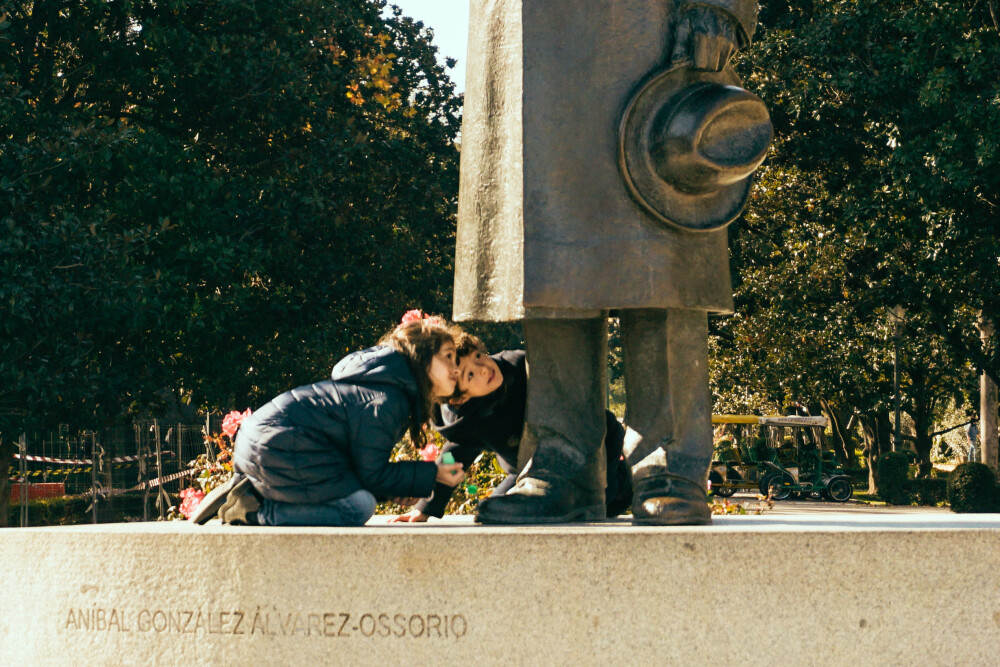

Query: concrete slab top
[[9, 509, 1000, 535]]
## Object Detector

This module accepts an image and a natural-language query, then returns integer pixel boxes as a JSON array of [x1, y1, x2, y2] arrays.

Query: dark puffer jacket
[[233, 345, 438, 505]]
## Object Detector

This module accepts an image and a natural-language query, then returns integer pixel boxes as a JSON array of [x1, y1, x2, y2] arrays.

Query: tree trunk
[[0, 435, 13, 528], [980, 319, 998, 473], [910, 388, 934, 478], [981, 372, 998, 472], [913, 415, 934, 478], [820, 398, 853, 466], [861, 410, 892, 495]]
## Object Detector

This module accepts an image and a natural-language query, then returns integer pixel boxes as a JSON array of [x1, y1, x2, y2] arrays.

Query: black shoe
[[475, 476, 605, 524], [630, 473, 711, 526], [189, 474, 244, 525], [218, 477, 262, 525]]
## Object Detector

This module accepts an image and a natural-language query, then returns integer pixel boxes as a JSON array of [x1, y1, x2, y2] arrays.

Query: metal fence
[[8, 415, 225, 526]]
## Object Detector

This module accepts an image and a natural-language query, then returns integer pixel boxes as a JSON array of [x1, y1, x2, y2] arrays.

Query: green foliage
[[1, 0, 461, 436], [947, 462, 998, 513], [713, 1, 995, 481], [9, 492, 158, 526], [375, 429, 506, 516], [906, 477, 948, 507], [876, 451, 912, 505]]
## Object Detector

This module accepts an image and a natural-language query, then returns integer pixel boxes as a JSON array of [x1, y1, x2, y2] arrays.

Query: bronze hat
[[618, 64, 772, 232]]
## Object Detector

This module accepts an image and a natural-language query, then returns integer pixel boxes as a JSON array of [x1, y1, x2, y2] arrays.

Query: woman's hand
[[436, 462, 465, 485], [387, 509, 430, 523], [389, 497, 420, 507]]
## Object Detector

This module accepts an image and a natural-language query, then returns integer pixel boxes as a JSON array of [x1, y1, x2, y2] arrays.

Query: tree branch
[[930, 419, 974, 439]]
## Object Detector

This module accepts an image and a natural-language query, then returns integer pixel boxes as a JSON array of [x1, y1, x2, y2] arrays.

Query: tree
[[712, 0, 997, 492], [0, 0, 463, 522]]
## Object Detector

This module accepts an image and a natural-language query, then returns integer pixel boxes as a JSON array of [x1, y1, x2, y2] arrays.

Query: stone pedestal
[[3, 513, 1000, 665]]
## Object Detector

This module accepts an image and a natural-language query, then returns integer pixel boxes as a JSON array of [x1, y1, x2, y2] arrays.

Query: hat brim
[[618, 64, 755, 232]]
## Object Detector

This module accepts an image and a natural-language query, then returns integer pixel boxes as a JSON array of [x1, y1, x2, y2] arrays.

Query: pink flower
[[179, 487, 206, 519], [419, 443, 440, 462], [401, 309, 424, 324], [221, 408, 252, 439]]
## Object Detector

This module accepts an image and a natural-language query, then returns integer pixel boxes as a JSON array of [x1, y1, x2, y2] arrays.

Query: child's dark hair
[[453, 330, 487, 360], [380, 316, 461, 448], [446, 331, 489, 404]]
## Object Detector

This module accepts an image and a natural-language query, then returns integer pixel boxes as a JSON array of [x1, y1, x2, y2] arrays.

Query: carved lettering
[[279, 612, 295, 635], [393, 614, 407, 637], [251, 610, 267, 635], [358, 614, 376, 637], [452, 614, 468, 639], [62, 606, 470, 639], [338, 613, 351, 637]]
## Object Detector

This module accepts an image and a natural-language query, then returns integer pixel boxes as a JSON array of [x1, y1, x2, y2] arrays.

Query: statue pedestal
[[3, 511, 999, 664]]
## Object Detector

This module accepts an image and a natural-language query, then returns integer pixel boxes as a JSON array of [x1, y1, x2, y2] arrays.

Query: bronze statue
[[455, 0, 771, 524]]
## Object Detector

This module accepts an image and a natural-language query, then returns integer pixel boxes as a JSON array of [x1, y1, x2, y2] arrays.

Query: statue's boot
[[476, 317, 608, 524], [622, 309, 712, 525]]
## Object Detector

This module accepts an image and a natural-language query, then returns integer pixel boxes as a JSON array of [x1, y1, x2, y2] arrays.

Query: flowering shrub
[[710, 494, 774, 515], [221, 408, 252, 439], [418, 443, 440, 462], [376, 427, 505, 516], [165, 409, 249, 520], [177, 487, 206, 519]]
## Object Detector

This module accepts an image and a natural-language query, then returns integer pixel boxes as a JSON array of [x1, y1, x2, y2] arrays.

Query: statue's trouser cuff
[[518, 317, 608, 495], [622, 308, 712, 487]]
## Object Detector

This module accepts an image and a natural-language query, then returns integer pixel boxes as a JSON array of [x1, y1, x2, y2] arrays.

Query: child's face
[[427, 341, 460, 398], [451, 350, 503, 404]]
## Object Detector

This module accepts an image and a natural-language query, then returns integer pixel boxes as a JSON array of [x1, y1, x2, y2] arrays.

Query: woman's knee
[[346, 489, 377, 526]]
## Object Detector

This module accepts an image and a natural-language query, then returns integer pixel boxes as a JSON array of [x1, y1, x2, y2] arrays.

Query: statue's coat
[[454, 0, 758, 322]]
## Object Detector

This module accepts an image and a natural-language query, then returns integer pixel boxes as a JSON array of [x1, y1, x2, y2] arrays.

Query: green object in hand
[[441, 452, 476, 493]]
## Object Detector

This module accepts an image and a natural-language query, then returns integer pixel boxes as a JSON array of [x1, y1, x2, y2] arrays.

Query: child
[[190, 312, 466, 526], [390, 332, 632, 522]]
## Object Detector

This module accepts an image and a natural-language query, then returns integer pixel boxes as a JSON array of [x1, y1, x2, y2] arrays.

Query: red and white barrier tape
[[13, 452, 175, 465]]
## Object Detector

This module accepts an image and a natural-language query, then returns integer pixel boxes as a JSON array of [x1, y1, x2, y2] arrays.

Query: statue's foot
[[631, 473, 711, 526], [476, 477, 605, 524]]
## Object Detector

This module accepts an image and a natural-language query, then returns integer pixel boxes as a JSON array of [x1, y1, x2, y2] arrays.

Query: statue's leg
[[622, 308, 712, 525], [475, 317, 607, 524]]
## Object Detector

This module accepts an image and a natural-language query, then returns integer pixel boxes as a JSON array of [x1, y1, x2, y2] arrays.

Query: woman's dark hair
[[379, 317, 461, 448]]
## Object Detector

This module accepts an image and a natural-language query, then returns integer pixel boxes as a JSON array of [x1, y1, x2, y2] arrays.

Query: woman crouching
[[191, 312, 465, 526]]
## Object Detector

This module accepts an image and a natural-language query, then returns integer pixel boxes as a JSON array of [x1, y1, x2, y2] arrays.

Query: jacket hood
[[331, 345, 419, 399], [434, 403, 464, 438], [434, 380, 504, 441]]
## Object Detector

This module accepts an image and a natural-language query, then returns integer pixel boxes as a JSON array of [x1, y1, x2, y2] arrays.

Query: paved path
[[720, 492, 952, 514]]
